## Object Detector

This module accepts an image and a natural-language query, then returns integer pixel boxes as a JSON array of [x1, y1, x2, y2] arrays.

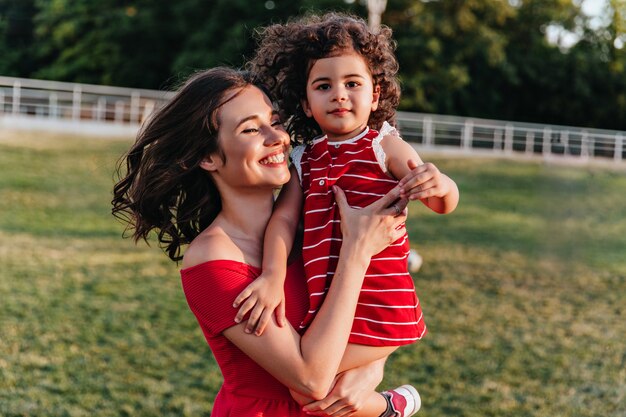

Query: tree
[[0, 0, 38, 76], [31, 0, 185, 88], [385, 0, 626, 130], [25, 0, 363, 88], [367, 0, 387, 32], [0, 0, 624, 129], [500, 0, 626, 129], [170, 0, 363, 80], [385, 0, 516, 115]]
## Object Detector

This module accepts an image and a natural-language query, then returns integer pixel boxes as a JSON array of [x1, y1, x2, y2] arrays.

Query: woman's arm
[[223, 186, 407, 400], [302, 357, 387, 416]]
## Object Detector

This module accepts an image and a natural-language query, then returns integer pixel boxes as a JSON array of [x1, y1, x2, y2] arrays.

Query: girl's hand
[[333, 185, 408, 259], [233, 273, 287, 335], [301, 358, 386, 416], [397, 159, 459, 214], [397, 159, 451, 201]]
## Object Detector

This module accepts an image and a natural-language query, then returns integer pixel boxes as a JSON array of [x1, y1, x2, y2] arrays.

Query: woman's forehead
[[217, 86, 273, 127]]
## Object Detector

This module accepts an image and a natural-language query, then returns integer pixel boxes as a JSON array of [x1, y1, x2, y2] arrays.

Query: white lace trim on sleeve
[[290, 145, 305, 184], [372, 121, 398, 173]]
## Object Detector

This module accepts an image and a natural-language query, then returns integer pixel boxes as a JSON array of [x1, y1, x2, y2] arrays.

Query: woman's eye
[[271, 120, 283, 127], [242, 128, 259, 134]]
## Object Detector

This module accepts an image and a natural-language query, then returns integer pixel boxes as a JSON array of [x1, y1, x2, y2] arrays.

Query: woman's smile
[[259, 151, 287, 165], [213, 85, 291, 188]]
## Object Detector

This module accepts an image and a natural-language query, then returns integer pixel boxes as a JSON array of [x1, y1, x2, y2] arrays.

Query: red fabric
[[298, 127, 427, 346], [180, 259, 309, 416]]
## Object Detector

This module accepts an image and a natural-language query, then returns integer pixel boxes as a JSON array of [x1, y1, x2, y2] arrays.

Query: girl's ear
[[199, 153, 222, 172], [371, 85, 381, 112], [301, 99, 313, 118]]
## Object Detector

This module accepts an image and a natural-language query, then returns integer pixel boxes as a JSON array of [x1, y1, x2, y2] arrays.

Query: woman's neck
[[217, 188, 275, 243]]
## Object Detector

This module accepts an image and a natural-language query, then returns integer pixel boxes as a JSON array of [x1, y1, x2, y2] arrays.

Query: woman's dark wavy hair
[[249, 12, 400, 144], [112, 67, 258, 262]]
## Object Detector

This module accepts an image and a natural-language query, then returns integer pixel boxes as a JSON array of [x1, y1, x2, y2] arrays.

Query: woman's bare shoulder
[[182, 227, 241, 269]]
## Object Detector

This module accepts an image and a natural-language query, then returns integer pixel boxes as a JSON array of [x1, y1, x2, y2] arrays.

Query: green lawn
[[1, 132, 625, 417]]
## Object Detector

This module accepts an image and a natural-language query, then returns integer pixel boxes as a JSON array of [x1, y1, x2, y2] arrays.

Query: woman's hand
[[301, 358, 386, 416], [333, 185, 407, 259]]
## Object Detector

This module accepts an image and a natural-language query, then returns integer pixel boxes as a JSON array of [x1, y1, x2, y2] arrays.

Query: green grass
[[1, 132, 625, 417]]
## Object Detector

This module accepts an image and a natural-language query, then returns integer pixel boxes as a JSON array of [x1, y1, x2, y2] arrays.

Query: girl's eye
[[316, 83, 331, 91], [271, 119, 283, 127], [346, 81, 360, 88], [242, 128, 259, 134]]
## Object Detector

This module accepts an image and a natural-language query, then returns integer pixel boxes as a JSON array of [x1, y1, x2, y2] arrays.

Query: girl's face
[[202, 85, 290, 190], [302, 51, 380, 142]]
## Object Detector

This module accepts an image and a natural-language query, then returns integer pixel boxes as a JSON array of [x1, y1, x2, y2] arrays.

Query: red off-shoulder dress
[[180, 259, 309, 416]]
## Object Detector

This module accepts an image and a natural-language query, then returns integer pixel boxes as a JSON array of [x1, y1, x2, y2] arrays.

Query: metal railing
[[0, 76, 175, 136], [396, 111, 625, 163], [1, 75, 625, 164]]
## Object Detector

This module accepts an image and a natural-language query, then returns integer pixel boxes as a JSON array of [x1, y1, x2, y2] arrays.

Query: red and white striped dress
[[292, 124, 427, 346]]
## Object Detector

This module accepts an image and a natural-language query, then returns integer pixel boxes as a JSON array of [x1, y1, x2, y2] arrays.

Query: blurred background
[[1, 0, 625, 129], [1, 1, 625, 417]]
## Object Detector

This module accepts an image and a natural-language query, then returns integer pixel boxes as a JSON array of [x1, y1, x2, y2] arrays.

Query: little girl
[[238, 13, 459, 416]]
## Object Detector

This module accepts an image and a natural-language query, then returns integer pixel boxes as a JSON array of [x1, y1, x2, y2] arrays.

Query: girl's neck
[[324, 125, 369, 143]]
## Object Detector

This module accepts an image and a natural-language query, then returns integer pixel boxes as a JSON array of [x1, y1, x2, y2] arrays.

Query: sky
[[546, 0, 623, 49], [581, 0, 607, 16]]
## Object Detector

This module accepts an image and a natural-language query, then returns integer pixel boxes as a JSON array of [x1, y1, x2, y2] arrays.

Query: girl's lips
[[329, 108, 350, 115]]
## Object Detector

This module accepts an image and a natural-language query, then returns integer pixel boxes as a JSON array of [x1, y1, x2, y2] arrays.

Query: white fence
[[0, 76, 174, 137], [396, 111, 626, 164], [1, 76, 625, 164]]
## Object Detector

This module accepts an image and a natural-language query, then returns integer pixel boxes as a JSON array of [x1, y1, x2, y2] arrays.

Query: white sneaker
[[407, 249, 423, 273], [382, 384, 421, 416]]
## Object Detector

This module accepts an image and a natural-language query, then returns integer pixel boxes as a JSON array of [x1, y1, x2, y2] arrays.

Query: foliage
[[31, 0, 186, 88], [0, 0, 624, 127], [386, 0, 516, 114], [386, 0, 626, 130], [0, 0, 37, 76], [497, 0, 626, 129], [1, 132, 625, 416], [170, 0, 364, 81]]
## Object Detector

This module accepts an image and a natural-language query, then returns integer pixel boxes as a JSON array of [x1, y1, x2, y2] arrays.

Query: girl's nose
[[332, 86, 348, 102]]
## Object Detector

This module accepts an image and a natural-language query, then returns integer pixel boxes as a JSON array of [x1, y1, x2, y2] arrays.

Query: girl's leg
[[293, 386, 420, 417], [338, 344, 397, 373], [291, 344, 421, 416]]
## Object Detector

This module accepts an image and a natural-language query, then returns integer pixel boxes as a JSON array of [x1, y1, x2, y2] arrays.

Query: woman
[[112, 67, 415, 417]]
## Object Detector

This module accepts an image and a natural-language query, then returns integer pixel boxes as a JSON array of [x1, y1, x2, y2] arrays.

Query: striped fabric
[[297, 127, 427, 346]]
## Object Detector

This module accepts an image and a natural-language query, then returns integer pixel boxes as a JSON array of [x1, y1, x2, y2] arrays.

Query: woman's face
[[205, 85, 291, 189]]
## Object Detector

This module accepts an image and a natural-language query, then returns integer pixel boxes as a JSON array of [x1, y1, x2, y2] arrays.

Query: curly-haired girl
[[238, 13, 460, 416]]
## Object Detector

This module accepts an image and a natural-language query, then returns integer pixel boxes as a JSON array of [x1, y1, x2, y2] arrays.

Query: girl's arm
[[223, 186, 407, 400], [232, 166, 303, 334], [382, 134, 459, 214]]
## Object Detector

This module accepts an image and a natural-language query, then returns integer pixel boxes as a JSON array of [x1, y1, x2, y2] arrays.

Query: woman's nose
[[265, 126, 289, 146]]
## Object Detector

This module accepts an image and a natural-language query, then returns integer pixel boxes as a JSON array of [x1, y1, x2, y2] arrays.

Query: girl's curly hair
[[249, 12, 400, 144]]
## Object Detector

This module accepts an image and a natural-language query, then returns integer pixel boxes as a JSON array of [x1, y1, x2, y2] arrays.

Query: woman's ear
[[199, 153, 222, 172], [371, 85, 381, 112]]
